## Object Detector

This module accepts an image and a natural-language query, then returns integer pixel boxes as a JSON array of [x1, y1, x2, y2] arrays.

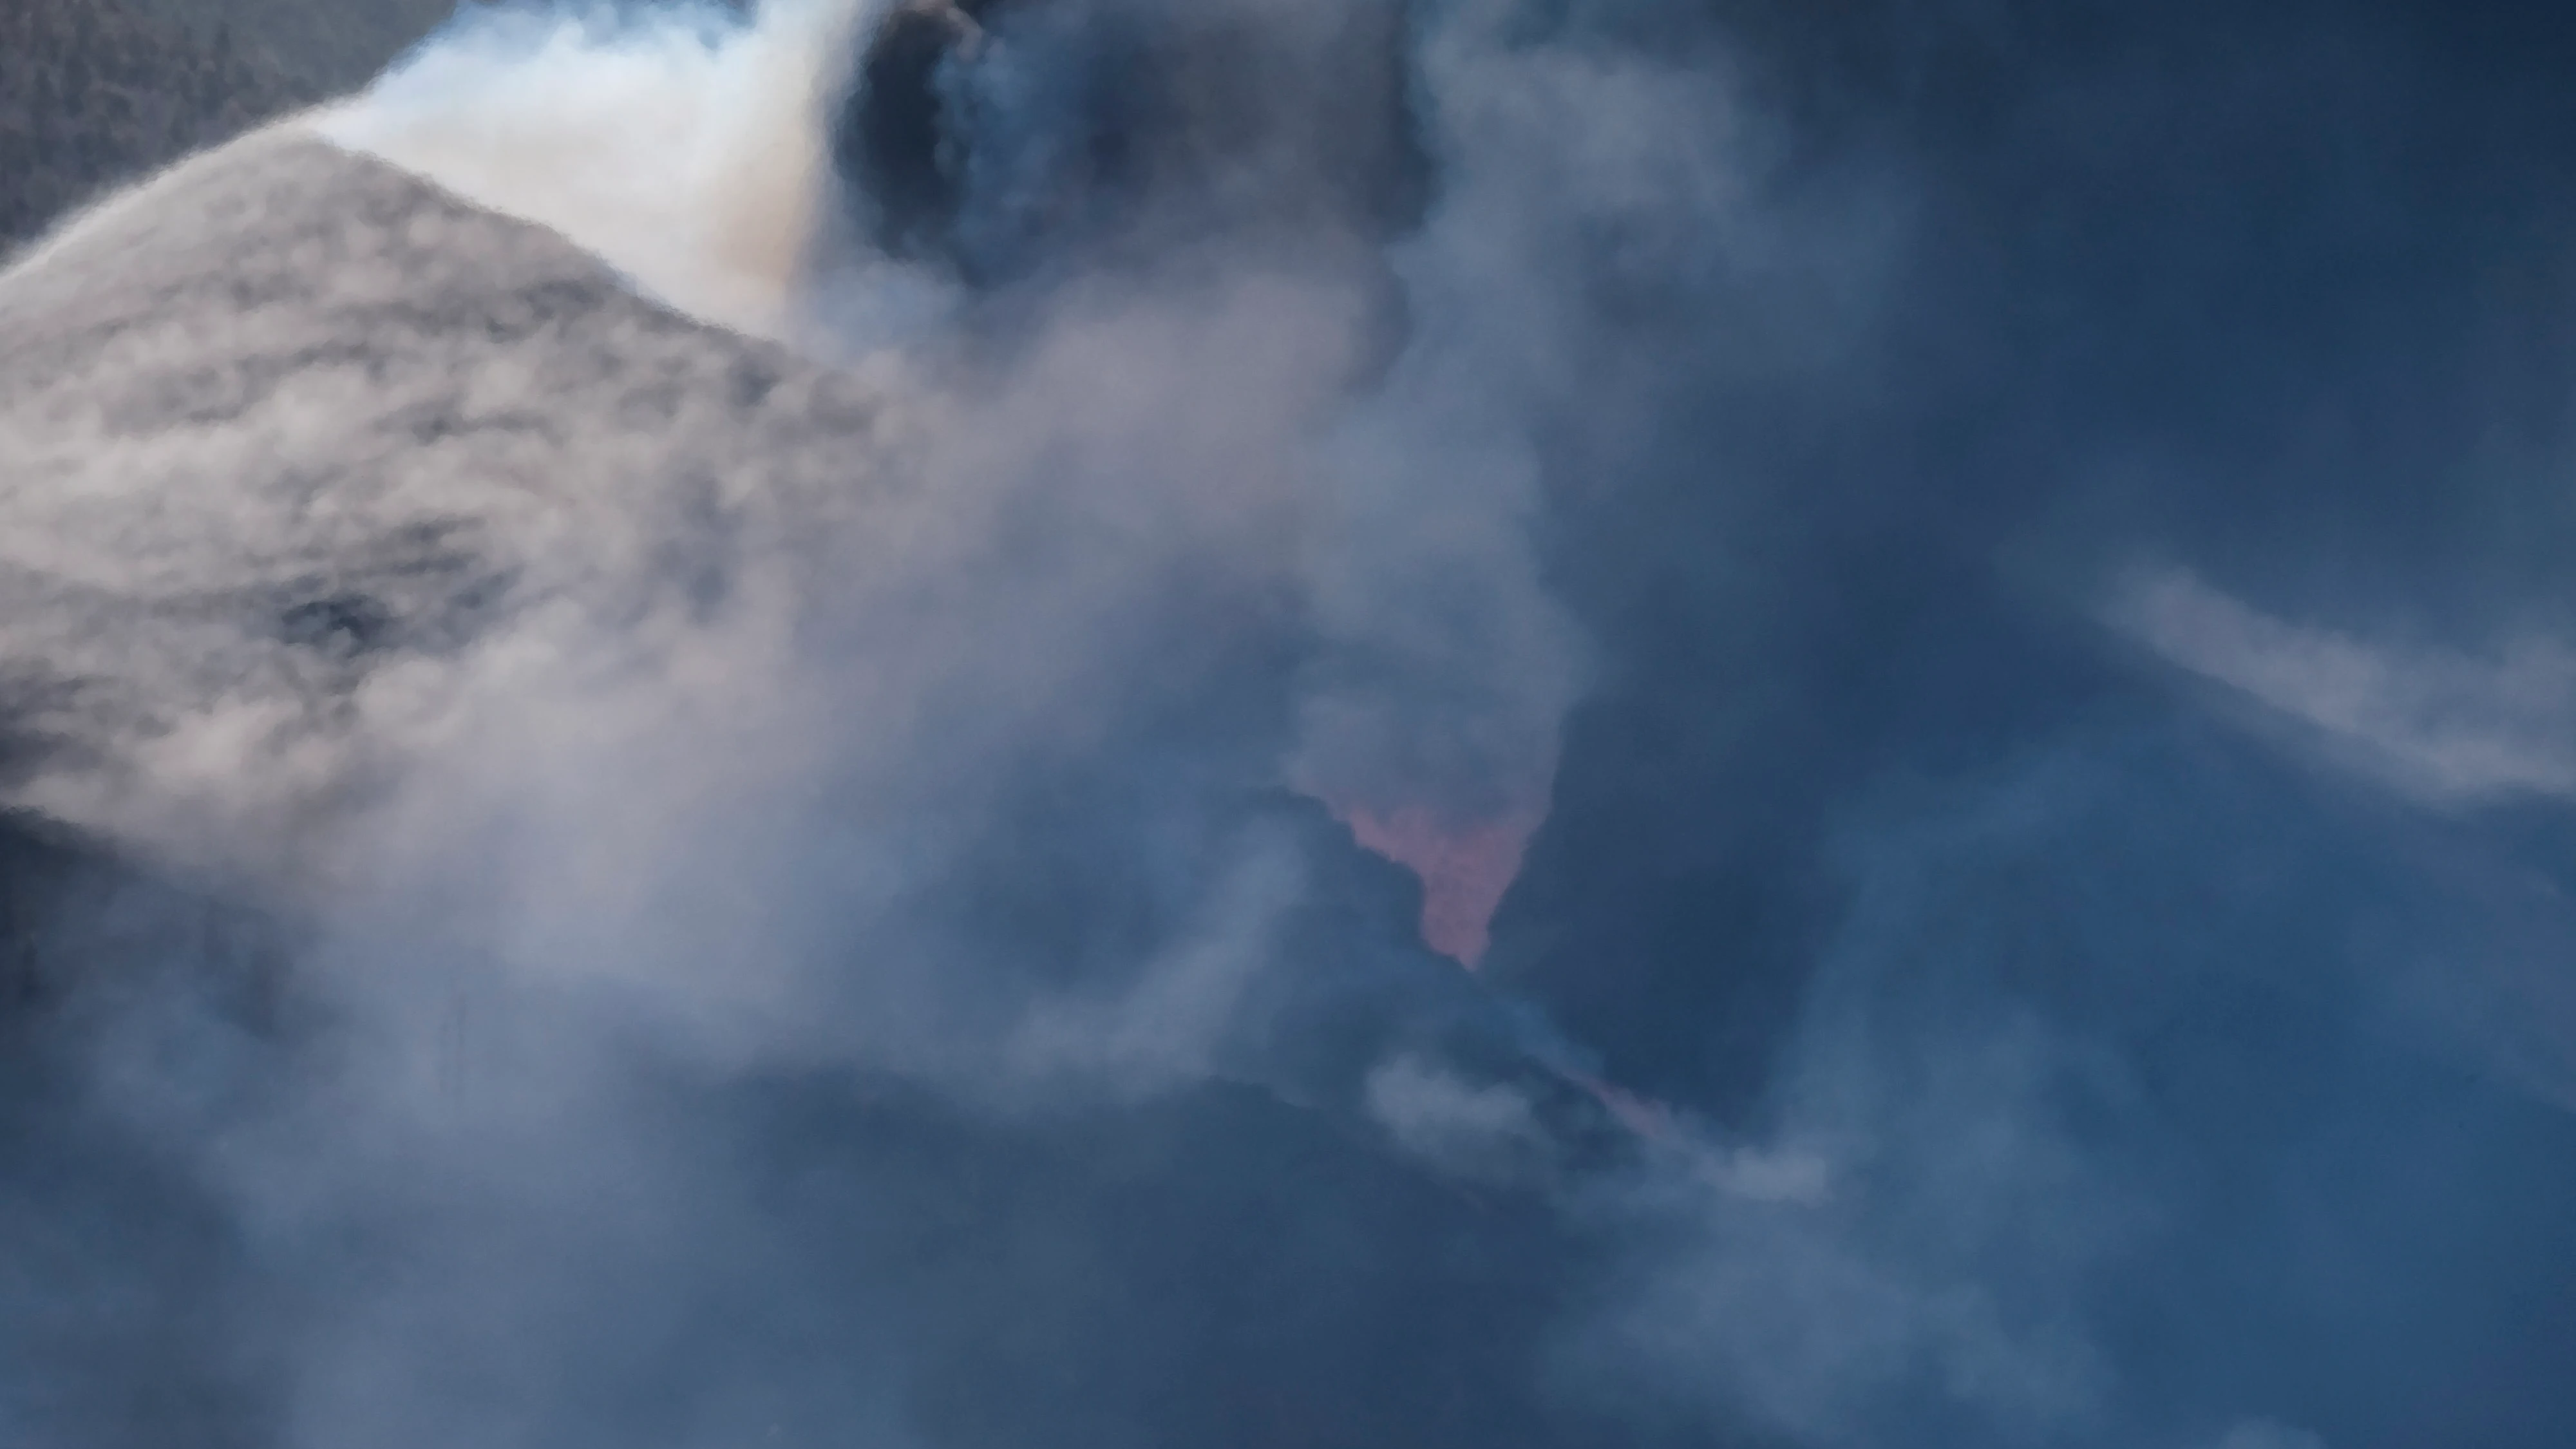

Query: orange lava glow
[[1336, 805, 1542, 967]]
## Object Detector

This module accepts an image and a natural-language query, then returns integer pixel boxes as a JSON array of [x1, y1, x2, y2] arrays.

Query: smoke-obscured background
[[6, 1, 2576, 1447]]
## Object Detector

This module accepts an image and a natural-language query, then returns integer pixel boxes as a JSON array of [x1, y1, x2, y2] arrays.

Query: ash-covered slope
[[0, 124, 895, 886]]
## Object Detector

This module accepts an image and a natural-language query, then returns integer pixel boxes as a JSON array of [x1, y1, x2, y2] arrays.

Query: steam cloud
[[7, 2, 2576, 1448]]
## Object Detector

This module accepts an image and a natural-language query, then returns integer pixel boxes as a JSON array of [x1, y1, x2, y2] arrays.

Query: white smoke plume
[[317, 0, 879, 339]]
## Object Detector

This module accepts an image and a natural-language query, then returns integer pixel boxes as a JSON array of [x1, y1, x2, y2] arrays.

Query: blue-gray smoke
[[5, 3, 2576, 1448]]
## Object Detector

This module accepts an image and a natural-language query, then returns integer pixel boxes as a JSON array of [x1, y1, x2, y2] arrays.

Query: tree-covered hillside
[[0, 0, 305, 251], [124, 0, 462, 96], [0, 0, 482, 253]]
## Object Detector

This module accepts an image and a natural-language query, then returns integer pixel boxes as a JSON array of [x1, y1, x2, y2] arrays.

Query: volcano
[[10, 3, 2576, 1449]]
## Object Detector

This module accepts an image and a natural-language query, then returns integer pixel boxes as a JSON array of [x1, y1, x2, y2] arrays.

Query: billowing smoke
[[7, 1, 2576, 1448], [314, 0, 862, 337]]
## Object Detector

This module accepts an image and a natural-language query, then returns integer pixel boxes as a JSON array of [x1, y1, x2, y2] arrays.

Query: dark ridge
[[0, 804, 292, 1449], [0, 808, 290, 1028], [719, 1070, 1594, 1449]]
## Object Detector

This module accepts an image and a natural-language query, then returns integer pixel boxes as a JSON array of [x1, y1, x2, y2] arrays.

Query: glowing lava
[[1337, 805, 1541, 966]]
